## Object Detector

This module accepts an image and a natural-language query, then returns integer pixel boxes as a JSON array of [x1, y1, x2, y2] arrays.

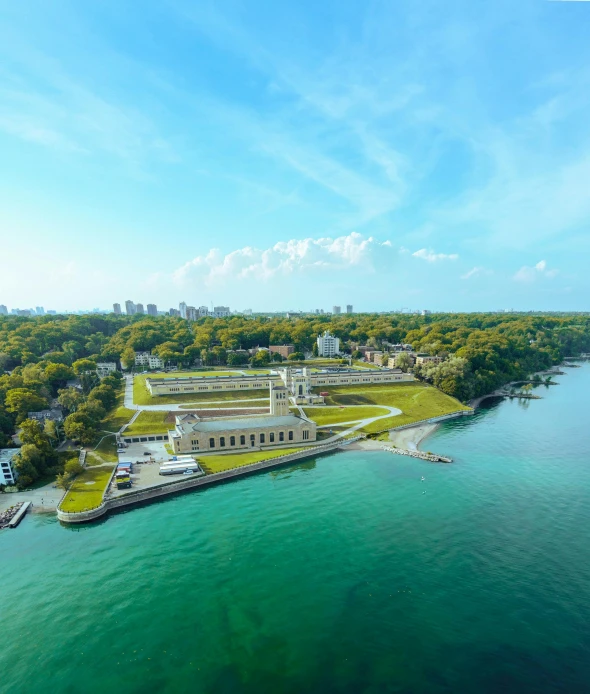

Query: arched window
[[220, 437, 226, 447], [240, 435, 246, 446], [288, 431, 294, 441], [260, 433, 265, 444], [230, 436, 236, 446], [279, 431, 284, 442], [209, 438, 215, 448], [270, 432, 275, 443]]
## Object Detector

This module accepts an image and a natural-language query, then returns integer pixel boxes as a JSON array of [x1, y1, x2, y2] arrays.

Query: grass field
[[145, 370, 242, 379], [59, 465, 115, 512], [199, 447, 308, 474], [89, 437, 118, 464], [178, 399, 269, 410], [319, 382, 471, 433], [303, 405, 388, 426], [101, 403, 135, 431], [133, 374, 270, 406], [123, 411, 170, 435]]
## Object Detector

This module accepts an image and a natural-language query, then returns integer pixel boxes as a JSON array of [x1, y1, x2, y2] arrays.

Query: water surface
[[1, 365, 589, 693]]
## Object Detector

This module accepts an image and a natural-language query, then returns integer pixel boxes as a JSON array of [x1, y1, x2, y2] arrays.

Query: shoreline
[[352, 422, 440, 453]]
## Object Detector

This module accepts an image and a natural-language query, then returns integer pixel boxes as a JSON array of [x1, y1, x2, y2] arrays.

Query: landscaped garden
[[199, 447, 308, 474]]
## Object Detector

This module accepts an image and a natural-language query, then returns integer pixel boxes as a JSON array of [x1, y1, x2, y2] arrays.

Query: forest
[[1, 312, 589, 487]]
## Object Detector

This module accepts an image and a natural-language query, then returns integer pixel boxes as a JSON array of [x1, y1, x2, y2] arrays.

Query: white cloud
[[173, 232, 395, 286], [412, 248, 459, 263], [461, 266, 492, 280], [513, 260, 559, 283]]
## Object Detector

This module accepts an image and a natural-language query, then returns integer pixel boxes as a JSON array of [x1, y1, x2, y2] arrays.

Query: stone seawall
[[386, 409, 474, 434], [57, 439, 356, 524]]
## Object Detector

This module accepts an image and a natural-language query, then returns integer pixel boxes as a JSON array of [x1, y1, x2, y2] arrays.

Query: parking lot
[[118, 440, 170, 463]]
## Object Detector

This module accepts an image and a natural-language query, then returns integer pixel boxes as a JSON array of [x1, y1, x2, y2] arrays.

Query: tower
[[269, 384, 290, 417]]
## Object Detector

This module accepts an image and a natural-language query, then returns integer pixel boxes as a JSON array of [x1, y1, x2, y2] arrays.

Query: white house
[[97, 362, 118, 378], [135, 352, 165, 370], [316, 330, 340, 357], [0, 449, 18, 486]]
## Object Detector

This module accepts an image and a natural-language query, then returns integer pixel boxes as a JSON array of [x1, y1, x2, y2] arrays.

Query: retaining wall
[[57, 439, 356, 524]]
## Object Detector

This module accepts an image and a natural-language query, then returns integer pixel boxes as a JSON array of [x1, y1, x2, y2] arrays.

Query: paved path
[[306, 405, 402, 444]]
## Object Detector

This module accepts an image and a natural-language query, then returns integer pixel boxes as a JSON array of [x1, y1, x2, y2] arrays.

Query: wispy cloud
[[513, 260, 559, 283], [461, 266, 493, 280], [412, 248, 459, 262]]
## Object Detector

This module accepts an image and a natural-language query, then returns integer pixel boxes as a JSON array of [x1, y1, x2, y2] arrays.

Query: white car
[[183, 469, 194, 475]]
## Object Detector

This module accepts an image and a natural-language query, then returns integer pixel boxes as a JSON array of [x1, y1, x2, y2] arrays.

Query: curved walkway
[[303, 405, 402, 444]]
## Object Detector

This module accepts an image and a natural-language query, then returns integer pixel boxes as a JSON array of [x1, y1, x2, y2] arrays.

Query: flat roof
[[0, 449, 18, 463], [177, 414, 305, 433]]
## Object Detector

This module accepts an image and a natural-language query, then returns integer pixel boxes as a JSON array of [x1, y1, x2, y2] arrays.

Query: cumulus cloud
[[412, 248, 459, 262], [173, 232, 396, 286], [461, 266, 493, 280], [513, 259, 558, 283]]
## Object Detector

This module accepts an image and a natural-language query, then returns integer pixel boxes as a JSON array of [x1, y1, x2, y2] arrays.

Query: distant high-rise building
[[136, 303, 144, 314], [346, 305, 353, 314], [186, 306, 197, 321], [317, 331, 340, 357], [169, 308, 180, 317], [213, 306, 230, 318], [113, 303, 121, 315], [179, 302, 187, 319], [147, 303, 157, 316], [47, 310, 56, 315], [0, 305, 7, 315], [198, 306, 209, 317], [125, 300, 136, 315], [333, 306, 341, 315], [243, 309, 252, 316], [36, 306, 45, 315]]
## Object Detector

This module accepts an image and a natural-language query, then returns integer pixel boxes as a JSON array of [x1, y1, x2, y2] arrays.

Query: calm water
[[1, 365, 590, 693]]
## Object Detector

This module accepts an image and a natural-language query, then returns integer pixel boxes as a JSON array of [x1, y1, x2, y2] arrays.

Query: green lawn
[[199, 447, 309, 474], [302, 405, 388, 426], [133, 374, 270, 406], [145, 370, 243, 379], [178, 398, 269, 410], [101, 391, 135, 432], [59, 465, 115, 513], [123, 411, 170, 435], [319, 382, 471, 433], [89, 436, 118, 464]]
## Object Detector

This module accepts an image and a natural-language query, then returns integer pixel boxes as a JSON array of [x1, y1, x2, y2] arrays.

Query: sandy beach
[[350, 422, 439, 452]]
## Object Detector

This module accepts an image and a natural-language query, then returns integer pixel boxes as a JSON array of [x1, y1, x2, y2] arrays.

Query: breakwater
[[57, 438, 359, 524], [381, 445, 453, 463]]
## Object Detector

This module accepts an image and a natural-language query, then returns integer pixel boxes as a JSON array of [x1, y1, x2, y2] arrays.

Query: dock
[[1, 501, 32, 529]]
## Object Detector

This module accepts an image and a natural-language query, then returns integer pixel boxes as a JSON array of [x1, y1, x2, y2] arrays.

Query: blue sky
[[1, 0, 589, 313]]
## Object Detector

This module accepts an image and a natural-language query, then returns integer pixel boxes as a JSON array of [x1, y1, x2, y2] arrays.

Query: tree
[[312, 342, 319, 357], [88, 384, 117, 411], [5, 389, 48, 422], [64, 412, 99, 445], [120, 347, 136, 370], [13, 444, 48, 487], [227, 352, 248, 366], [58, 387, 85, 413], [44, 363, 75, 391], [271, 352, 284, 363], [288, 351, 304, 361], [72, 358, 97, 376], [64, 457, 84, 478], [250, 350, 271, 366], [44, 418, 59, 445], [395, 352, 412, 373], [351, 350, 362, 360]]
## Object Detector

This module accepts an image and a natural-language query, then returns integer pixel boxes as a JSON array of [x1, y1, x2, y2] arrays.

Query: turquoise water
[[1, 365, 590, 693]]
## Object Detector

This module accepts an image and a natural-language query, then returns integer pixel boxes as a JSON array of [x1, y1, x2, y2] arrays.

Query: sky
[[1, 0, 589, 313]]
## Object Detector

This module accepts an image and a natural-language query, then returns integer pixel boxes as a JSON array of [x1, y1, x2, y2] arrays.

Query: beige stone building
[[168, 385, 317, 454]]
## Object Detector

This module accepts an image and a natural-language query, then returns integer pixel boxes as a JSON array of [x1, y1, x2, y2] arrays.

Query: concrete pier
[[7, 501, 31, 528]]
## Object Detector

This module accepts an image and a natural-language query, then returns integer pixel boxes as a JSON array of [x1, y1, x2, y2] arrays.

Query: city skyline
[[1, 1, 589, 312]]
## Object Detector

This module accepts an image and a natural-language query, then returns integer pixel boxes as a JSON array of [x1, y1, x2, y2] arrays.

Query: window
[[279, 431, 284, 442], [270, 432, 275, 443], [209, 438, 215, 448], [230, 436, 235, 446], [220, 437, 226, 447], [260, 433, 265, 444], [303, 430, 309, 440], [288, 431, 294, 441], [240, 435, 246, 445]]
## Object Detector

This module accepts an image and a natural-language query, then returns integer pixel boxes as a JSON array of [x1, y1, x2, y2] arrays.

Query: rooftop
[[0, 449, 18, 464], [176, 414, 305, 434]]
